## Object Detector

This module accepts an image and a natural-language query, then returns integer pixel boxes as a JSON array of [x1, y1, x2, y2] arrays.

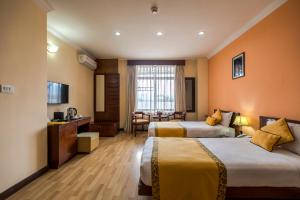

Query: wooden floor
[[9, 132, 151, 200]]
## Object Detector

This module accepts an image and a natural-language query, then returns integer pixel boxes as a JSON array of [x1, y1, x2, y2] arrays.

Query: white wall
[[0, 0, 47, 192], [47, 32, 94, 120]]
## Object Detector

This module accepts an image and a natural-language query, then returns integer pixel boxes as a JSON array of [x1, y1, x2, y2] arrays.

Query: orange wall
[[208, 0, 300, 129]]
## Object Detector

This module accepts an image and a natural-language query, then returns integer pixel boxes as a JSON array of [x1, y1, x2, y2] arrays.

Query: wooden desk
[[47, 117, 91, 169]]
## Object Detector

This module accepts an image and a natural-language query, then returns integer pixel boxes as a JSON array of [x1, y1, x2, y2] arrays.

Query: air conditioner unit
[[78, 54, 97, 70]]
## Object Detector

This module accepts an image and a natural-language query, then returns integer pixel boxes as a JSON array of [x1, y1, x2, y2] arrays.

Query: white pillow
[[266, 119, 276, 125], [221, 112, 233, 127], [283, 125, 300, 155], [266, 119, 300, 155]]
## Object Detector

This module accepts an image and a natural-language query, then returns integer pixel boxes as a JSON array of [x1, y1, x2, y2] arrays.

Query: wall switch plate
[[0, 84, 15, 94]]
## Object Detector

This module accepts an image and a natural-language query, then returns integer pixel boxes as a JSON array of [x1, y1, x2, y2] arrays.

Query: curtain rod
[[127, 60, 185, 66]]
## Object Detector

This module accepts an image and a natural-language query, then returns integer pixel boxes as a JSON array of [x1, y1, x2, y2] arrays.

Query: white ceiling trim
[[207, 0, 287, 59], [47, 26, 96, 59], [33, 0, 54, 12]]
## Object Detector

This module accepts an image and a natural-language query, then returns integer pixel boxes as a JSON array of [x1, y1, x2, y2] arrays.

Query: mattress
[[140, 137, 300, 187], [148, 121, 235, 137]]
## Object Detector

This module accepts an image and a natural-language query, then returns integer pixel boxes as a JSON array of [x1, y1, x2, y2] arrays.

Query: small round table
[[152, 114, 169, 121]]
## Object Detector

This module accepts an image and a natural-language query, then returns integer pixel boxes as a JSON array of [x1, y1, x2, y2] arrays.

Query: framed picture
[[232, 52, 245, 79]]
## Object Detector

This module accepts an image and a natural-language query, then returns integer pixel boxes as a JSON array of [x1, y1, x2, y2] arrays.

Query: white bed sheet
[[148, 121, 235, 138], [140, 137, 300, 187]]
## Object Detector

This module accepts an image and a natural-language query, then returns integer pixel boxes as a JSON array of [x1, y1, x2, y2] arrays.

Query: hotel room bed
[[148, 121, 236, 137], [148, 110, 239, 138], [139, 116, 300, 199]]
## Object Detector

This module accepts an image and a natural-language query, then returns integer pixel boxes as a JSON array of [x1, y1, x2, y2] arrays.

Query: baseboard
[[0, 166, 49, 200]]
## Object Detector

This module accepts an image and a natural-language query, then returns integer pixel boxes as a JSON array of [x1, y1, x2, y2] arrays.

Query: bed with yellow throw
[[151, 137, 226, 200], [148, 110, 238, 138], [152, 122, 187, 137], [139, 116, 300, 199], [148, 121, 236, 138]]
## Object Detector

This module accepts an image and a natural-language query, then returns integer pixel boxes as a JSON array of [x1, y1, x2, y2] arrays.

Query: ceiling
[[47, 0, 278, 59]]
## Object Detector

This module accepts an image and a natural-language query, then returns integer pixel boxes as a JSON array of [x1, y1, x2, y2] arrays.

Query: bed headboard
[[259, 116, 300, 128], [213, 109, 240, 128]]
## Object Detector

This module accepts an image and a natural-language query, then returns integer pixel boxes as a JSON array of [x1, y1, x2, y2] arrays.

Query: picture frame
[[232, 52, 245, 79]]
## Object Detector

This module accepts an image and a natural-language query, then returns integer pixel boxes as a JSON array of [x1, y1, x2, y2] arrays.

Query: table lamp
[[233, 116, 249, 134]]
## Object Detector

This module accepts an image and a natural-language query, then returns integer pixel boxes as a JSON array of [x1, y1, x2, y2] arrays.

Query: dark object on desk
[[53, 112, 64, 120], [47, 117, 91, 169], [66, 107, 77, 120]]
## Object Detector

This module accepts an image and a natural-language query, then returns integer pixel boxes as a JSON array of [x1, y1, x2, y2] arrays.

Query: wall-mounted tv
[[47, 81, 69, 104]]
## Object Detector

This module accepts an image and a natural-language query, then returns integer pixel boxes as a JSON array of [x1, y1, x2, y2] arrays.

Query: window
[[136, 65, 175, 113]]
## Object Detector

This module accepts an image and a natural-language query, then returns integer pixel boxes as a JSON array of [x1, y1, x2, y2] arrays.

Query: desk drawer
[[77, 117, 91, 126]]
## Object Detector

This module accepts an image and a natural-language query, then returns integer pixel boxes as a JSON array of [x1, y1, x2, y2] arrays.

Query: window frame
[[135, 65, 176, 113]]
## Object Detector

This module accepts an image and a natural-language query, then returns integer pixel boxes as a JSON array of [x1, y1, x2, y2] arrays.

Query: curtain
[[135, 65, 176, 113], [175, 65, 186, 112], [124, 66, 136, 132]]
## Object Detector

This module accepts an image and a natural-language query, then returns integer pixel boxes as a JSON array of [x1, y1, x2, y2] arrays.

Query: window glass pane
[[135, 65, 175, 113]]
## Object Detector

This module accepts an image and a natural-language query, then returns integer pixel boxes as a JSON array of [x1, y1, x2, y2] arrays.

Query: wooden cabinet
[[47, 117, 91, 169], [48, 122, 77, 169], [90, 122, 118, 137], [94, 60, 120, 136], [94, 73, 120, 122]]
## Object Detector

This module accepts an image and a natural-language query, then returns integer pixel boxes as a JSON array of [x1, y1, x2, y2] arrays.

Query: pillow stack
[[206, 109, 222, 126], [251, 118, 294, 151]]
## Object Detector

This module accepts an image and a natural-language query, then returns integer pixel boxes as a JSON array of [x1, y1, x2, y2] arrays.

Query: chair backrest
[[132, 112, 144, 120], [172, 112, 186, 120]]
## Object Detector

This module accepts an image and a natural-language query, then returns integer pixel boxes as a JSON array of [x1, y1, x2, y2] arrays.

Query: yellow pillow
[[212, 109, 222, 123], [206, 116, 218, 126], [251, 130, 281, 151], [261, 118, 294, 145]]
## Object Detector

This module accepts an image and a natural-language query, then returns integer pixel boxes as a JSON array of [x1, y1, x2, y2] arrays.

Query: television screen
[[47, 81, 69, 104]]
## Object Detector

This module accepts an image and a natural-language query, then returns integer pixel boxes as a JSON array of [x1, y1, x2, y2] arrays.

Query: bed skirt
[[138, 179, 300, 199]]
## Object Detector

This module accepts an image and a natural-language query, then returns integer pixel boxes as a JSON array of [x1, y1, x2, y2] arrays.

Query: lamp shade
[[233, 116, 249, 126]]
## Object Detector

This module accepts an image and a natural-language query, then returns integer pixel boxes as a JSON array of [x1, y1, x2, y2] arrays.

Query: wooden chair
[[131, 112, 150, 136], [168, 111, 186, 121]]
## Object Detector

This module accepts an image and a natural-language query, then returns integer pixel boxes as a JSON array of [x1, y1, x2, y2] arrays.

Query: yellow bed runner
[[154, 122, 187, 137], [151, 137, 227, 200]]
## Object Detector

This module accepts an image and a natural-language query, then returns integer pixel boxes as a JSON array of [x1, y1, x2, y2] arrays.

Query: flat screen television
[[47, 81, 69, 104]]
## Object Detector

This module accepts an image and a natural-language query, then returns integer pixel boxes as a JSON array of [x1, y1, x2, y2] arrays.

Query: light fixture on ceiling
[[115, 31, 121, 36], [198, 31, 205, 36], [156, 32, 163, 36], [47, 42, 59, 53], [151, 5, 158, 15]]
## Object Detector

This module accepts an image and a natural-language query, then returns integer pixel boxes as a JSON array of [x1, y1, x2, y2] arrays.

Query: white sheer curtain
[[135, 65, 176, 113], [124, 66, 136, 132], [175, 65, 186, 111]]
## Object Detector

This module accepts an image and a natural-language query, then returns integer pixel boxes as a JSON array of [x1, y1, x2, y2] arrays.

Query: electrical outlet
[[0, 84, 15, 94]]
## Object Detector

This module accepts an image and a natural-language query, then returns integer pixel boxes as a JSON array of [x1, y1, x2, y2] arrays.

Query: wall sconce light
[[47, 42, 59, 53]]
